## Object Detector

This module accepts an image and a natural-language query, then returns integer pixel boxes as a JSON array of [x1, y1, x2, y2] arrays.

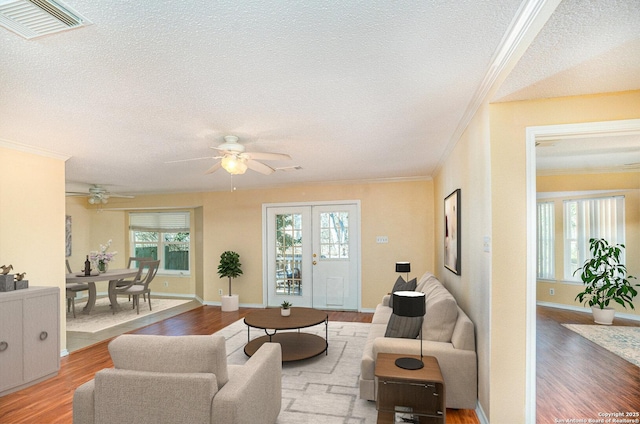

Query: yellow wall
[[434, 102, 492, 418], [0, 144, 67, 351], [66, 179, 434, 310], [536, 173, 640, 315], [490, 90, 640, 423]]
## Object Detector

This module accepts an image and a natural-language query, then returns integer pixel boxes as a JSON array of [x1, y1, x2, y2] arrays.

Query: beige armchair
[[73, 334, 282, 424]]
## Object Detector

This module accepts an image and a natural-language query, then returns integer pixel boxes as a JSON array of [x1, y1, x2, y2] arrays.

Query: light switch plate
[[376, 236, 388, 244]]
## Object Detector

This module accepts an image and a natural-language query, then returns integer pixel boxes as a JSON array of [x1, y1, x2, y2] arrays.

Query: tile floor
[[66, 298, 202, 353]]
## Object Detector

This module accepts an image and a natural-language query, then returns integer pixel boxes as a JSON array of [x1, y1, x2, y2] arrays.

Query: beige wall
[[0, 145, 67, 351], [66, 179, 434, 310], [536, 173, 640, 315], [434, 102, 492, 418], [490, 90, 640, 423]]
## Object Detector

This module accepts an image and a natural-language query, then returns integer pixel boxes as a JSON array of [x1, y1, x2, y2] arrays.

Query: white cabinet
[[0, 286, 60, 396]]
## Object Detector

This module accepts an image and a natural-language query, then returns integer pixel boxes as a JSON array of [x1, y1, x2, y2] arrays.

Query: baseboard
[[536, 301, 640, 322], [60, 348, 69, 358], [476, 401, 489, 424]]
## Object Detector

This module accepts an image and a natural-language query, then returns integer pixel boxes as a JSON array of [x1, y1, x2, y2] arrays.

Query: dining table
[[65, 268, 139, 314]]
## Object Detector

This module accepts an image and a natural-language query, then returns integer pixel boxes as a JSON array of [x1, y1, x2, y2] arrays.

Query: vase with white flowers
[[90, 239, 117, 273]]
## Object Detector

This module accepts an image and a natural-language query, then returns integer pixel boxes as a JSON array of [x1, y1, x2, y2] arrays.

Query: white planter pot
[[591, 306, 615, 325], [221, 294, 239, 312], [281, 308, 290, 316]]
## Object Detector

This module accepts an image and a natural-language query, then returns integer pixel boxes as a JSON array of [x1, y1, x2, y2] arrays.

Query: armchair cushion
[[108, 334, 229, 388], [94, 369, 218, 424]]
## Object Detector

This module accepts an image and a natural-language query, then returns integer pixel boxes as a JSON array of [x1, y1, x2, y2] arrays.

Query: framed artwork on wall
[[65, 215, 72, 257], [444, 189, 461, 275]]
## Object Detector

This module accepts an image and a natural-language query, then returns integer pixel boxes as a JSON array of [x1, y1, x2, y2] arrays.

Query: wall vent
[[0, 0, 90, 39]]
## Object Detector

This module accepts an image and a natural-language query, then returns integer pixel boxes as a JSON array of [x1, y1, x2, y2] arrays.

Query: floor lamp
[[392, 290, 426, 370]]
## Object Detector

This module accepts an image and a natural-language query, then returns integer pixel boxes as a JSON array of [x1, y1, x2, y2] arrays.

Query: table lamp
[[392, 290, 426, 370], [395, 262, 411, 281]]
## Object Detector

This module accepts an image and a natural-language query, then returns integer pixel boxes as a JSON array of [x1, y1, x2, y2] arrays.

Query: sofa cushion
[[388, 276, 417, 308], [415, 272, 440, 293], [384, 314, 422, 339], [422, 286, 458, 343], [108, 334, 229, 388]]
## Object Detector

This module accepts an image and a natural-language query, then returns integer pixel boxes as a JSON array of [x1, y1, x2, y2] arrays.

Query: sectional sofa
[[359, 272, 478, 409]]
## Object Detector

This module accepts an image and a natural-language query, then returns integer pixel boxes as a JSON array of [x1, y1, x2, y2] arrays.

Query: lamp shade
[[395, 262, 411, 273], [392, 291, 425, 317]]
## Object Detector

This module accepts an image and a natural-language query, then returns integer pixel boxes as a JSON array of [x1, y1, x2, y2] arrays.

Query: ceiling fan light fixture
[[221, 155, 247, 175]]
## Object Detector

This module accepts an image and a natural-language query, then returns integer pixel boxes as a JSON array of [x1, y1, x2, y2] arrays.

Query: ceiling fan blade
[[244, 152, 291, 161], [108, 194, 135, 198], [246, 159, 275, 175], [165, 156, 220, 164], [204, 162, 222, 174], [65, 192, 89, 196]]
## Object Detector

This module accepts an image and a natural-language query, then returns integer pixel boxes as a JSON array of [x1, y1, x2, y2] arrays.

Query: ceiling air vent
[[0, 0, 90, 39]]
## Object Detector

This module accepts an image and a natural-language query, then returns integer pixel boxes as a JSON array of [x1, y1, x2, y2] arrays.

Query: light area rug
[[562, 324, 640, 367], [66, 296, 190, 333], [214, 319, 377, 424]]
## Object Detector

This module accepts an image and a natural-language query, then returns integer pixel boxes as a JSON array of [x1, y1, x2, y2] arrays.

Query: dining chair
[[114, 260, 160, 314], [66, 283, 90, 318], [116, 256, 154, 300], [65, 259, 90, 318]]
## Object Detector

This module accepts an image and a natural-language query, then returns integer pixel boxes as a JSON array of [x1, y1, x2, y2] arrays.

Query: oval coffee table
[[244, 307, 328, 362]]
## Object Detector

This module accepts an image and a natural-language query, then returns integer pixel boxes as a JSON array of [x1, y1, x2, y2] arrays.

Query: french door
[[264, 202, 360, 310]]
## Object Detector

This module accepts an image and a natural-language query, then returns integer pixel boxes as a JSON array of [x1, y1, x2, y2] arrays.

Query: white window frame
[[129, 211, 191, 276], [563, 196, 625, 282], [536, 201, 555, 280]]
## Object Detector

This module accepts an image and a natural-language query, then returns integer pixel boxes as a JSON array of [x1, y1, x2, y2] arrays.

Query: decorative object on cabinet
[[0, 286, 60, 396], [14, 272, 28, 290], [444, 189, 461, 275], [0, 274, 14, 292], [1, 264, 13, 275]]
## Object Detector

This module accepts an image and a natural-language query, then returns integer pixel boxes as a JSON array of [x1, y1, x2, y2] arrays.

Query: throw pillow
[[385, 313, 422, 339], [389, 276, 417, 308]]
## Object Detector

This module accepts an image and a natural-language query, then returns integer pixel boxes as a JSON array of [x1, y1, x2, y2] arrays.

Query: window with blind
[[536, 202, 555, 280], [563, 196, 625, 281], [129, 212, 190, 275]]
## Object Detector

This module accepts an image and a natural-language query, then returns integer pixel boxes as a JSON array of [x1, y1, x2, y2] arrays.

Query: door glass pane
[[319, 211, 349, 259], [275, 213, 303, 296]]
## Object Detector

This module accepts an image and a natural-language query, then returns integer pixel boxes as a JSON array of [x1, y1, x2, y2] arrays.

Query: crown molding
[[434, 0, 561, 176], [0, 138, 70, 161]]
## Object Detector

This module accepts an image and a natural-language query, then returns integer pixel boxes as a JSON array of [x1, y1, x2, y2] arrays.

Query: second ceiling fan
[[171, 135, 292, 175]]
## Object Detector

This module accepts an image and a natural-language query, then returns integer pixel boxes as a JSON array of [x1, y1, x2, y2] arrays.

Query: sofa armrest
[[93, 369, 218, 424], [381, 294, 391, 307], [73, 379, 95, 424], [212, 343, 282, 424]]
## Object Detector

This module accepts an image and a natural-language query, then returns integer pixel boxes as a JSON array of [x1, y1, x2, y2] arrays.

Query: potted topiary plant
[[280, 300, 292, 316], [574, 238, 638, 325], [217, 251, 243, 312]]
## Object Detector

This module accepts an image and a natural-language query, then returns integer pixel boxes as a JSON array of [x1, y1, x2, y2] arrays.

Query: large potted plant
[[217, 250, 243, 312], [574, 238, 638, 325]]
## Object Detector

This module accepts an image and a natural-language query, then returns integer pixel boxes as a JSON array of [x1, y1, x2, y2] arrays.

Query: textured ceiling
[[0, 0, 638, 197]]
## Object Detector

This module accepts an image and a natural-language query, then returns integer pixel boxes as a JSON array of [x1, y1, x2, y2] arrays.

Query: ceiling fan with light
[[65, 185, 134, 205], [167, 135, 292, 175]]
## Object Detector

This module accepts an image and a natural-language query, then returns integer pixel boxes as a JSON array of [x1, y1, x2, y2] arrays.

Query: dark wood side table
[[375, 353, 446, 424]]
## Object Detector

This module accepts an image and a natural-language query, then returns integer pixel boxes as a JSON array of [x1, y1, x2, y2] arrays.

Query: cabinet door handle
[[39, 331, 48, 341], [0, 341, 7, 352]]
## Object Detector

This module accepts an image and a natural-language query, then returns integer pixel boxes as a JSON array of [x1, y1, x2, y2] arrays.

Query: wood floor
[[536, 305, 640, 423], [2, 305, 637, 423]]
